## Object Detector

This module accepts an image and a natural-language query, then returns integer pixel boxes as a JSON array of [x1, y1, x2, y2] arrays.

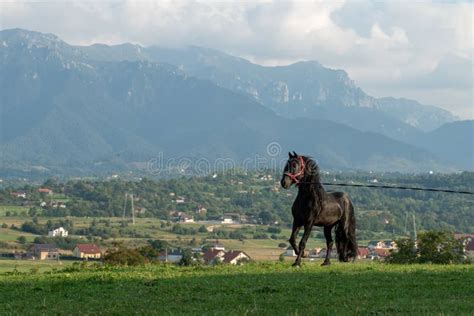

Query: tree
[[258, 210, 273, 225], [417, 231, 464, 264], [17, 236, 27, 244], [179, 249, 195, 266], [147, 239, 169, 251]]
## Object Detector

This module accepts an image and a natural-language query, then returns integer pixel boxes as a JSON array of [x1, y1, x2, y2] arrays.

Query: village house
[[284, 246, 296, 257], [38, 188, 53, 195], [357, 247, 370, 259], [308, 248, 322, 258], [317, 248, 338, 259], [222, 250, 251, 265], [370, 248, 390, 260], [195, 206, 207, 215], [178, 213, 194, 223], [158, 250, 183, 263], [170, 211, 183, 218], [465, 239, 474, 258], [14, 251, 33, 260], [203, 249, 226, 264], [10, 191, 27, 199], [51, 201, 67, 209], [221, 215, 234, 224], [368, 240, 397, 250], [30, 244, 59, 260], [210, 243, 225, 251], [134, 206, 146, 215], [73, 244, 102, 259], [48, 227, 68, 237], [203, 248, 251, 265], [175, 196, 185, 204], [455, 234, 474, 257]]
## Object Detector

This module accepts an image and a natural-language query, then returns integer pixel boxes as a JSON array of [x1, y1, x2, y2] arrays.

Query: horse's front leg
[[288, 221, 301, 256], [293, 222, 313, 267]]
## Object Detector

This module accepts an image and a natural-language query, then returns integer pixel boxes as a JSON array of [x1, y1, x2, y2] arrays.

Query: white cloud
[[0, 0, 472, 118]]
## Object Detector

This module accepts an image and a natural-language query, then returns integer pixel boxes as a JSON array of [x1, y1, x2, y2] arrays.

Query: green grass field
[[0, 262, 472, 315]]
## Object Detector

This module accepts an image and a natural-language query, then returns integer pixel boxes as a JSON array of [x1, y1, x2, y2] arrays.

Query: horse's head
[[281, 151, 305, 189]]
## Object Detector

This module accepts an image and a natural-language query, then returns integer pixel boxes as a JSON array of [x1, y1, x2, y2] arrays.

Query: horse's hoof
[[301, 251, 308, 258], [292, 262, 301, 268], [321, 261, 330, 266]]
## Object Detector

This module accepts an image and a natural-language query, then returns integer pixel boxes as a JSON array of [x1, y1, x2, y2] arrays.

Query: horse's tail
[[336, 196, 358, 262]]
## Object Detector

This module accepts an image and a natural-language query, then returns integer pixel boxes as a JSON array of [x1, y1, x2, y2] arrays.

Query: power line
[[315, 182, 474, 195]]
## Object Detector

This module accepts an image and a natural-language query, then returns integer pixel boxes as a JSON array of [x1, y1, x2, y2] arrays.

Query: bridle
[[284, 156, 305, 186]]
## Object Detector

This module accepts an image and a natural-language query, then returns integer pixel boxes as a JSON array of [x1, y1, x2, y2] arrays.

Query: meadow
[[0, 262, 472, 315]]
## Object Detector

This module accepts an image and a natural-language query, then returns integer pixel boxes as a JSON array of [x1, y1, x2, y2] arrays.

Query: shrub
[[386, 231, 465, 264], [278, 242, 287, 248], [104, 246, 147, 266], [229, 231, 246, 240], [385, 239, 417, 264], [253, 233, 269, 239], [267, 227, 281, 234]]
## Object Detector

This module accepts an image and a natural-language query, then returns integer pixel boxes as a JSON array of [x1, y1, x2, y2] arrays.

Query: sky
[[1, 0, 473, 118]]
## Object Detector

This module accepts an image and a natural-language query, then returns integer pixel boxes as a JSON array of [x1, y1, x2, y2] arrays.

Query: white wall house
[[48, 227, 68, 237], [284, 246, 296, 257]]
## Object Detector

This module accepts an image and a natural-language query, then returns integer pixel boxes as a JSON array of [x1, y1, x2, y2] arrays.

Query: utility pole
[[130, 193, 135, 225], [122, 192, 135, 225], [122, 192, 128, 220], [404, 212, 409, 236], [412, 213, 417, 241]]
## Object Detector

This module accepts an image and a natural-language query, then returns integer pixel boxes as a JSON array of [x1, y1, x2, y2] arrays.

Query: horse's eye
[[291, 162, 297, 169]]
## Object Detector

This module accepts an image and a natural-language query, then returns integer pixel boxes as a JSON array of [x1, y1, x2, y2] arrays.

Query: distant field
[[0, 205, 29, 216], [0, 262, 472, 314], [0, 228, 38, 242], [0, 259, 77, 273]]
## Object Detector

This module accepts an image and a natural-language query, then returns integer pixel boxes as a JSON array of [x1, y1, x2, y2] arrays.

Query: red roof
[[38, 188, 52, 193], [455, 234, 474, 240], [358, 247, 369, 257], [203, 249, 224, 262], [222, 250, 249, 263], [466, 239, 474, 251], [373, 248, 389, 257], [76, 244, 101, 254]]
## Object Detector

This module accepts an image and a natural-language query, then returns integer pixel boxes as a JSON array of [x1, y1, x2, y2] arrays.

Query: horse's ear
[[292, 151, 298, 157], [288, 152, 293, 158]]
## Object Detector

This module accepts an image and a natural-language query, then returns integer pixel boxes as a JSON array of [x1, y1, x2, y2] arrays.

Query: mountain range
[[0, 29, 472, 173]]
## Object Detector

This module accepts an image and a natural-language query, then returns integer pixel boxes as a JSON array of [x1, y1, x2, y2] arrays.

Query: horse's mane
[[302, 156, 320, 183], [302, 156, 325, 211]]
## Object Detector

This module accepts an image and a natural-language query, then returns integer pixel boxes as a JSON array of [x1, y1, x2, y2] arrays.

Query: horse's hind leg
[[321, 226, 333, 266], [289, 221, 301, 256]]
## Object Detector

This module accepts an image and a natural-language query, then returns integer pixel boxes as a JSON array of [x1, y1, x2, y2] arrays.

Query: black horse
[[281, 152, 357, 266]]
